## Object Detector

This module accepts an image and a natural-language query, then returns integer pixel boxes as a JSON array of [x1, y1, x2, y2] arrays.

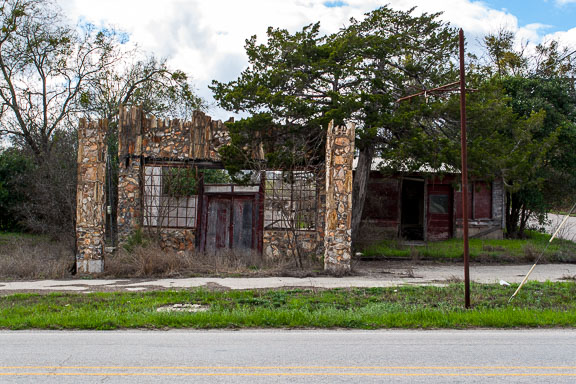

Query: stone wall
[[141, 110, 232, 161], [324, 121, 355, 273], [263, 230, 319, 261], [116, 106, 240, 245], [76, 119, 107, 273], [78, 106, 348, 274], [156, 228, 196, 251]]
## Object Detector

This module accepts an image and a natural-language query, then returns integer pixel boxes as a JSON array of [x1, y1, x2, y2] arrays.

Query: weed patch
[[104, 243, 323, 278]]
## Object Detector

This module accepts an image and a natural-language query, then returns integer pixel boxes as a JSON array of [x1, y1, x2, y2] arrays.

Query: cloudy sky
[[58, 0, 576, 120]]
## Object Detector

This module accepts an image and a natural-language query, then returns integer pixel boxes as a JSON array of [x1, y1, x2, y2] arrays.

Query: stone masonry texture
[[77, 106, 352, 274], [324, 121, 355, 274], [76, 118, 107, 273]]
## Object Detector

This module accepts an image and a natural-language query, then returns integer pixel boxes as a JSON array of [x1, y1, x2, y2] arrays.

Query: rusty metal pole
[[459, 29, 471, 309]]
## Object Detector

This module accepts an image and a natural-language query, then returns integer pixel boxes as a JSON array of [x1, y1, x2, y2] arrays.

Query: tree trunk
[[506, 191, 524, 238], [519, 205, 530, 237], [351, 145, 374, 246]]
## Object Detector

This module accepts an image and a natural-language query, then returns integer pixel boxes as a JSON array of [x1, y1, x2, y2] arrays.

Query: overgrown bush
[[4, 130, 78, 250], [0, 148, 31, 231]]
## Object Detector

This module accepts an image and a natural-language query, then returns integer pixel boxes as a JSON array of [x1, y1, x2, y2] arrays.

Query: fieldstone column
[[324, 121, 355, 274], [117, 106, 144, 244], [76, 119, 107, 273]]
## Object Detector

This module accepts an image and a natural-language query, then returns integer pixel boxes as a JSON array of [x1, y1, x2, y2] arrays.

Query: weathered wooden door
[[426, 184, 453, 241], [200, 195, 258, 254], [205, 197, 232, 252], [232, 197, 255, 251]]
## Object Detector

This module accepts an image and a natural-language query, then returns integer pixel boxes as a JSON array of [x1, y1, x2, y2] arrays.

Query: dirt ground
[[1, 260, 575, 295]]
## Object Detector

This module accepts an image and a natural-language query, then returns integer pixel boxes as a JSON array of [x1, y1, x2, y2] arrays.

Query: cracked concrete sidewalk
[[0, 262, 575, 294]]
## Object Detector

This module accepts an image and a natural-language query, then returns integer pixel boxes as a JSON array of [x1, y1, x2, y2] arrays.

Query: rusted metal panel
[[427, 184, 453, 241], [474, 181, 492, 219], [454, 186, 472, 220], [233, 197, 255, 250], [205, 198, 231, 252], [455, 181, 492, 219]]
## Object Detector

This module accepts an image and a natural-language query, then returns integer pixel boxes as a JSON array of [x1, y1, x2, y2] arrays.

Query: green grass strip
[[361, 231, 576, 263], [1, 282, 576, 330]]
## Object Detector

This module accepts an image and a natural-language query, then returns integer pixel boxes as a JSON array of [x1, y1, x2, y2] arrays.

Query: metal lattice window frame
[[143, 165, 198, 229], [264, 170, 318, 231]]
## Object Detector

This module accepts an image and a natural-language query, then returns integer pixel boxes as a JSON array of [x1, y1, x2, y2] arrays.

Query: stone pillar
[[76, 119, 107, 273], [324, 121, 355, 274], [117, 106, 144, 244]]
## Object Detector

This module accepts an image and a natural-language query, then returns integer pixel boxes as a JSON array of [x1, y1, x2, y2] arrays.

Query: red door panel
[[427, 184, 453, 241], [206, 198, 231, 252], [200, 194, 258, 254]]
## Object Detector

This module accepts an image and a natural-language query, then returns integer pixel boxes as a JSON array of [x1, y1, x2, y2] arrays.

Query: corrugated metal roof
[[352, 157, 459, 173]]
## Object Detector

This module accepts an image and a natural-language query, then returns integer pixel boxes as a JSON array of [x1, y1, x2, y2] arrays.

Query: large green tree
[[432, 31, 576, 238], [211, 6, 457, 243], [500, 76, 576, 236], [480, 32, 576, 237]]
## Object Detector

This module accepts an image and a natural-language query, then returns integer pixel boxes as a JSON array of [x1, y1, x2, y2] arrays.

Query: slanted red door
[[202, 195, 257, 254], [427, 184, 453, 241]]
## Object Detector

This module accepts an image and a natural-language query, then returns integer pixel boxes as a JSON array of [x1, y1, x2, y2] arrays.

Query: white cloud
[[515, 23, 551, 45], [540, 27, 576, 50], [555, 0, 576, 5], [56, 0, 568, 120]]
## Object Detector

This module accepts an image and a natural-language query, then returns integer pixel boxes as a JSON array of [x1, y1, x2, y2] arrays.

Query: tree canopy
[[211, 6, 458, 241], [432, 32, 576, 237]]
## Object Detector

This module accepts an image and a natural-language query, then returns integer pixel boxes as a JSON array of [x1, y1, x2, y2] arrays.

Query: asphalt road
[[1, 330, 576, 383]]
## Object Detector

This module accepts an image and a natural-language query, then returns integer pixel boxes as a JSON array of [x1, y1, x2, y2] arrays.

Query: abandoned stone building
[[76, 107, 505, 274], [76, 107, 354, 274]]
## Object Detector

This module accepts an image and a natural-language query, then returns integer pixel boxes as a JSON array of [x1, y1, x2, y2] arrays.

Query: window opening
[[143, 165, 198, 229], [264, 170, 317, 230]]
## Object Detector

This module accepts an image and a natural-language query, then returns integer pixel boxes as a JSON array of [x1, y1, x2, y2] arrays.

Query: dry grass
[[0, 233, 73, 279], [103, 243, 322, 278], [445, 275, 464, 283]]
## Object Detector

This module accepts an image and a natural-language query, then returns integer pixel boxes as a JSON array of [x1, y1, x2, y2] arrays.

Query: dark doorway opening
[[401, 179, 425, 240]]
